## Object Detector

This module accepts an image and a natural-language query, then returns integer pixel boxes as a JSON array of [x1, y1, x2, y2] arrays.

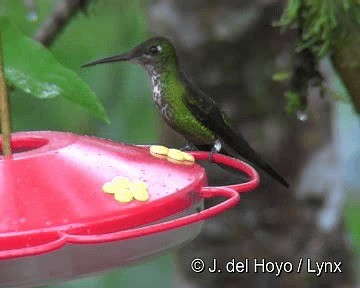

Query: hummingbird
[[82, 37, 290, 188]]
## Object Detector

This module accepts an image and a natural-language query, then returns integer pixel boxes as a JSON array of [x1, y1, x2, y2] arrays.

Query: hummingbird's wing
[[183, 81, 290, 189]]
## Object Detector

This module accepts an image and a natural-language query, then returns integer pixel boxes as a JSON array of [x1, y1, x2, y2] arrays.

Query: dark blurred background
[[1, 0, 359, 287]]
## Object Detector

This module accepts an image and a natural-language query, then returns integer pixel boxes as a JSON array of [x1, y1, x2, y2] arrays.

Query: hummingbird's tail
[[243, 149, 290, 189], [220, 131, 290, 189], [195, 141, 290, 189]]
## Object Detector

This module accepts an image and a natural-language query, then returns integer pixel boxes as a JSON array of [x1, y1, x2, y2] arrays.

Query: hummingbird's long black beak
[[81, 52, 133, 68]]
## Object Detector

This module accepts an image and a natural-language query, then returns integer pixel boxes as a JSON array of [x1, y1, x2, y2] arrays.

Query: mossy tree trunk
[[147, 0, 355, 287]]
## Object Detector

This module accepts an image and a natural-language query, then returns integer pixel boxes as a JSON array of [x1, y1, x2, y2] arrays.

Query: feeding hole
[[0, 136, 49, 155]]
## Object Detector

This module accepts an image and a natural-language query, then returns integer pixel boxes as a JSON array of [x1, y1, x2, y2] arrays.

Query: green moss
[[272, 71, 291, 82], [279, 0, 360, 57], [285, 90, 305, 115]]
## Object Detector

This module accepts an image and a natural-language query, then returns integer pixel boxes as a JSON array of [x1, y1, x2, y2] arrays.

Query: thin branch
[[34, 0, 90, 47], [0, 33, 12, 155]]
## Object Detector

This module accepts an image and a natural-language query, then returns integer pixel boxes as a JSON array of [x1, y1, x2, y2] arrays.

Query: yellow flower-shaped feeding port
[[150, 145, 169, 156], [102, 177, 150, 203], [114, 187, 134, 203], [150, 145, 195, 164]]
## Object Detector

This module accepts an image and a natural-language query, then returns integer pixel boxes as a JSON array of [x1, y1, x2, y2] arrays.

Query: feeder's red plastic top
[[0, 131, 259, 259], [0, 131, 208, 232]]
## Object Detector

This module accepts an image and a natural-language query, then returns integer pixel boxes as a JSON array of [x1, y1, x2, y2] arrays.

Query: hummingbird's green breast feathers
[[159, 69, 217, 145]]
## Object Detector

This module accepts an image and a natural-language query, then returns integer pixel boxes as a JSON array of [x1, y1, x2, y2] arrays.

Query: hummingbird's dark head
[[81, 37, 178, 73]]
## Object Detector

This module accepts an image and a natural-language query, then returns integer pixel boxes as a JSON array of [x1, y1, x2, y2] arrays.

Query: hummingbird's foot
[[209, 140, 222, 162], [180, 142, 196, 152]]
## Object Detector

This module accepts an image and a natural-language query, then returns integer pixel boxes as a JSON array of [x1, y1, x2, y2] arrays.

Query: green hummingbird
[[82, 37, 290, 188]]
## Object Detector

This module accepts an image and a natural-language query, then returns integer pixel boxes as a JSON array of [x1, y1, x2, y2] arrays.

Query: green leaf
[[0, 17, 109, 123]]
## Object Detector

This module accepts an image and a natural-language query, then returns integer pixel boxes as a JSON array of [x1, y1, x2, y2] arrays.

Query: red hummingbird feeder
[[0, 131, 259, 287]]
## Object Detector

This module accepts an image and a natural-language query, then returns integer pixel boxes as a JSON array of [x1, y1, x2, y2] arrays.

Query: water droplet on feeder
[[296, 110, 308, 121]]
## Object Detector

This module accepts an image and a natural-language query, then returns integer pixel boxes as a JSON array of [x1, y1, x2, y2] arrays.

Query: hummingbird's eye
[[149, 45, 161, 55]]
